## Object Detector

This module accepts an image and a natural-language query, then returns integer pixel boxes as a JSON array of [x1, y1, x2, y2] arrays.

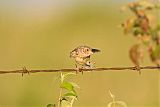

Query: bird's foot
[[75, 64, 83, 74], [134, 65, 141, 75]]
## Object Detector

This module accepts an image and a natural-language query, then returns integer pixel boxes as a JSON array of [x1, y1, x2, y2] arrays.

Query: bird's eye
[[86, 49, 89, 51]]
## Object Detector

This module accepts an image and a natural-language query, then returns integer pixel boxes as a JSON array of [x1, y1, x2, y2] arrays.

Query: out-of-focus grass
[[0, 1, 159, 107]]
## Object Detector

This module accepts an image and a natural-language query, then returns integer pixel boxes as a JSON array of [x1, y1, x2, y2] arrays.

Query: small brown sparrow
[[70, 46, 100, 72]]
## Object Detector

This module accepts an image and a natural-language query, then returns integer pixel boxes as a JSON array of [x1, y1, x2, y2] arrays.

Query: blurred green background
[[0, 0, 159, 107]]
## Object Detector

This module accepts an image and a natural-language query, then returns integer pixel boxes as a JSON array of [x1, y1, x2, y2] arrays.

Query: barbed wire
[[0, 66, 159, 76]]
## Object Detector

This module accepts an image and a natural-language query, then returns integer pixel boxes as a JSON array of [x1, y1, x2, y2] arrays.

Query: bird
[[70, 46, 100, 73], [129, 44, 143, 74]]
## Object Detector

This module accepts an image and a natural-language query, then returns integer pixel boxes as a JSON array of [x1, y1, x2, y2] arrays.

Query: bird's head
[[81, 47, 100, 56], [70, 46, 101, 58]]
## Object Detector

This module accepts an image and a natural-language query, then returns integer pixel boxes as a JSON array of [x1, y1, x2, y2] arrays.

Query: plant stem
[[57, 88, 62, 107], [70, 97, 76, 107], [113, 97, 115, 107]]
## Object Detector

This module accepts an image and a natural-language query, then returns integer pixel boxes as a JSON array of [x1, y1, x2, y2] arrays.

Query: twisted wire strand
[[0, 66, 159, 75]]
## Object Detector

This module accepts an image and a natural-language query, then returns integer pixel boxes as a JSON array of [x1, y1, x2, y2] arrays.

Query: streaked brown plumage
[[70, 46, 100, 70]]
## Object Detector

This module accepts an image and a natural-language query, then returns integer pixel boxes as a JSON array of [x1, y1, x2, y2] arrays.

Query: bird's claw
[[75, 64, 83, 74], [134, 66, 141, 75]]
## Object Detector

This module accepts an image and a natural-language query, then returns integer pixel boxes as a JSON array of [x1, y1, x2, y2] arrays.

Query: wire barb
[[22, 67, 30, 76]]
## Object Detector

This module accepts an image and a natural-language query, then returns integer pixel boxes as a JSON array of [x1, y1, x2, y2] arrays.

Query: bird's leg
[[81, 69, 83, 75], [75, 64, 83, 74], [75, 64, 79, 74]]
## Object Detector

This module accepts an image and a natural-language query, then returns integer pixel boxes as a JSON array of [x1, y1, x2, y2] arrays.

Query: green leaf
[[47, 104, 55, 107], [63, 92, 77, 97], [133, 27, 143, 36], [61, 82, 74, 91], [69, 82, 80, 89]]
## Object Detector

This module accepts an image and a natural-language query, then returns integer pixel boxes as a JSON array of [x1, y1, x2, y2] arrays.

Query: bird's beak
[[92, 49, 101, 53]]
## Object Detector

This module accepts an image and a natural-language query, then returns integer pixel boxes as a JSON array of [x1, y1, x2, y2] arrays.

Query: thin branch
[[0, 66, 159, 75]]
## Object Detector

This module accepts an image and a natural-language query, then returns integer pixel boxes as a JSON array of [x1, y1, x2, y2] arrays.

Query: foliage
[[47, 104, 56, 107], [121, 0, 160, 66], [47, 73, 79, 107], [59, 73, 79, 107]]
